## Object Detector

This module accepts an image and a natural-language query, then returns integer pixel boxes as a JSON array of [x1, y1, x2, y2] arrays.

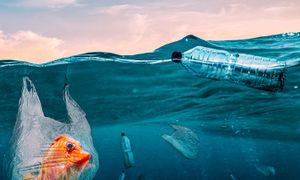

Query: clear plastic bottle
[[172, 46, 286, 91], [121, 132, 135, 168]]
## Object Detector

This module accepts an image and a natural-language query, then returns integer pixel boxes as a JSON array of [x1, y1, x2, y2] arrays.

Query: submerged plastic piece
[[255, 164, 276, 176], [118, 170, 125, 180], [229, 174, 236, 180], [121, 133, 136, 168], [162, 124, 200, 159], [172, 46, 287, 91], [4, 77, 99, 180], [137, 174, 155, 180]]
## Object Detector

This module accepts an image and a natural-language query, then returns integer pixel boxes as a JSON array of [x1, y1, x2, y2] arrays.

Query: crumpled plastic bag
[[162, 124, 200, 159]]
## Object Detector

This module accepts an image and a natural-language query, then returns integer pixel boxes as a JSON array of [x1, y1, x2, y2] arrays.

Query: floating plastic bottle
[[172, 46, 287, 91], [121, 132, 135, 168]]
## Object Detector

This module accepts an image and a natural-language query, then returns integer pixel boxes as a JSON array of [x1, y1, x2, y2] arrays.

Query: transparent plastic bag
[[5, 77, 99, 180]]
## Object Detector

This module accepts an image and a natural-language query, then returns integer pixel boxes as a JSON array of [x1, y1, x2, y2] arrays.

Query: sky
[[0, 0, 299, 63]]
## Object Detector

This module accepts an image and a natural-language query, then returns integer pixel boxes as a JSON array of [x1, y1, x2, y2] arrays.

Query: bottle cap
[[171, 51, 182, 63]]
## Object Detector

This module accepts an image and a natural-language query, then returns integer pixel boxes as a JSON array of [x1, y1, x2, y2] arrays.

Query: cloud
[[63, 2, 299, 57], [16, 0, 80, 8], [95, 2, 300, 41], [1, 1, 300, 62], [0, 30, 65, 63], [97, 4, 141, 15]]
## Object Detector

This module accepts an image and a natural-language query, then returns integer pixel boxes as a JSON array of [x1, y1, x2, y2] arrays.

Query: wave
[[0, 32, 299, 68], [1, 32, 300, 180]]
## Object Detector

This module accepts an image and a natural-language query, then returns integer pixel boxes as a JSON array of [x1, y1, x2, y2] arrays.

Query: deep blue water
[[1, 33, 300, 180]]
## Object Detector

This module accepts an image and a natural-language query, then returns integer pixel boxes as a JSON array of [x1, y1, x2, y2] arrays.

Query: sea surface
[[1, 33, 300, 180]]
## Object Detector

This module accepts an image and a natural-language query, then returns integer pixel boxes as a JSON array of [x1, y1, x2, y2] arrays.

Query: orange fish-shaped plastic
[[24, 135, 90, 180]]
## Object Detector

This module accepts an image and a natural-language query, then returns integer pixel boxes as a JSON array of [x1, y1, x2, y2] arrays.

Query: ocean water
[[1, 33, 300, 180]]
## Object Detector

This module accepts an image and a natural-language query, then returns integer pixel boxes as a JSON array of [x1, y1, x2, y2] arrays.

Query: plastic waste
[[121, 132, 135, 168], [118, 170, 126, 180], [162, 124, 200, 159], [255, 164, 276, 176], [4, 77, 99, 180], [230, 174, 236, 180], [137, 174, 155, 180], [172, 46, 286, 91]]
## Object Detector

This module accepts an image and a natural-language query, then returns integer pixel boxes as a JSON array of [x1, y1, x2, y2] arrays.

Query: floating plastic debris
[[121, 132, 136, 168], [137, 174, 155, 180], [230, 174, 236, 180], [172, 46, 287, 91], [4, 77, 99, 180], [118, 170, 125, 180], [162, 124, 200, 159], [255, 164, 276, 176]]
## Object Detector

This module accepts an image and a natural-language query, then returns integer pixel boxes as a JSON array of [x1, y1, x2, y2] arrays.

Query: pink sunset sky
[[0, 0, 299, 63]]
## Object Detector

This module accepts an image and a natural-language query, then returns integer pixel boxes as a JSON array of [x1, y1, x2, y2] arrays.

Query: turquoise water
[[1, 33, 300, 179]]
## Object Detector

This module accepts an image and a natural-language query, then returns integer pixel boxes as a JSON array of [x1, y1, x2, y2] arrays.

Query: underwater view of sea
[[1, 33, 300, 180]]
